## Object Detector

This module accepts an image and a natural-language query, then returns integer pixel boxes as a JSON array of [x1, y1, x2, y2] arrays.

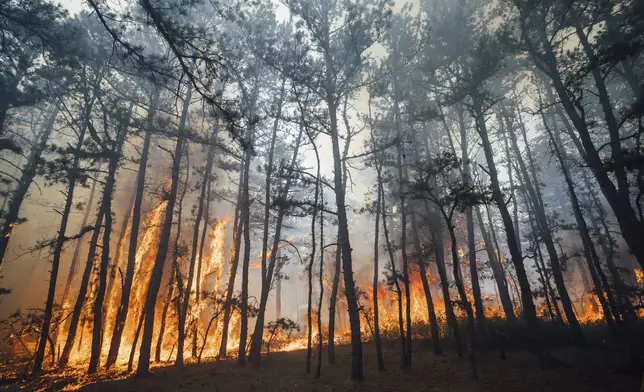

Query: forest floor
[[1, 341, 641, 392]]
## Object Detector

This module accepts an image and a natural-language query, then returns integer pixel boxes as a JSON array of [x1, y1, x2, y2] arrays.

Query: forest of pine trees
[[0, 0, 643, 390]]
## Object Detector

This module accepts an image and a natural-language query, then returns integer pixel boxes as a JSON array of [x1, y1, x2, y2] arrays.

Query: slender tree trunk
[[422, 125, 462, 354], [136, 84, 192, 376], [394, 100, 412, 368], [475, 207, 515, 321], [105, 91, 159, 370], [192, 117, 219, 358], [410, 212, 441, 354], [305, 149, 319, 374], [155, 262, 176, 362], [58, 202, 105, 368], [327, 236, 341, 365], [247, 126, 303, 367], [474, 103, 537, 325], [372, 180, 386, 370], [456, 107, 485, 335], [88, 107, 131, 374], [218, 167, 244, 358], [178, 118, 218, 366], [0, 108, 57, 264], [379, 180, 407, 362], [236, 129, 253, 366], [407, 132, 441, 354], [60, 162, 101, 309], [34, 102, 94, 373], [544, 113, 618, 334], [533, 24, 644, 271], [316, 162, 325, 377], [582, 170, 635, 319], [505, 113, 584, 345]]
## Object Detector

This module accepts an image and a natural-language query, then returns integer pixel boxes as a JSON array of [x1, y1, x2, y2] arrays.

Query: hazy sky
[[59, 0, 83, 14]]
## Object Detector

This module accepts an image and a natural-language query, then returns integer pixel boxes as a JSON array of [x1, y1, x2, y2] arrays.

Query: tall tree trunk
[[60, 162, 101, 309], [393, 99, 412, 368], [88, 106, 131, 374], [58, 200, 105, 368], [218, 167, 244, 358], [582, 170, 635, 319], [473, 103, 536, 325], [105, 91, 159, 370], [34, 99, 95, 373], [327, 236, 341, 365], [422, 124, 462, 354], [327, 106, 353, 365], [178, 116, 219, 366], [0, 108, 57, 265], [372, 180, 386, 370], [533, 23, 644, 271], [379, 178, 407, 362], [247, 126, 304, 367], [305, 146, 319, 374], [192, 117, 219, 357], [443, 211, 478, 379], [136, 83, 192, 376], [504, 113, 585, 345], [155, 262, 176, 362], [236, 129, 253, 366], [475, 207, 515, 322], [407, 130, 441, 354], [520, 191, 563, 324], [456, 107, 485, 335], [544, 112, 618, 334], [316, 159, 325, 377]]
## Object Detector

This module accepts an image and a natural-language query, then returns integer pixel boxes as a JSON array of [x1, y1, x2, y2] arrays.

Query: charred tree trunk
[[88, 106, 131, 374], [155, 261, 176, 363], [105, 91, 159, 370], [136, 83, 192, 376]]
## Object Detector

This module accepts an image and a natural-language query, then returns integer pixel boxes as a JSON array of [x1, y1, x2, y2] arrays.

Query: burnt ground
[[1, 341, 640, 392]]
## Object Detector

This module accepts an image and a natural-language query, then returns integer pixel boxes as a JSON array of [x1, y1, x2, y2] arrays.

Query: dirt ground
[[1, 342, 640, 391]]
